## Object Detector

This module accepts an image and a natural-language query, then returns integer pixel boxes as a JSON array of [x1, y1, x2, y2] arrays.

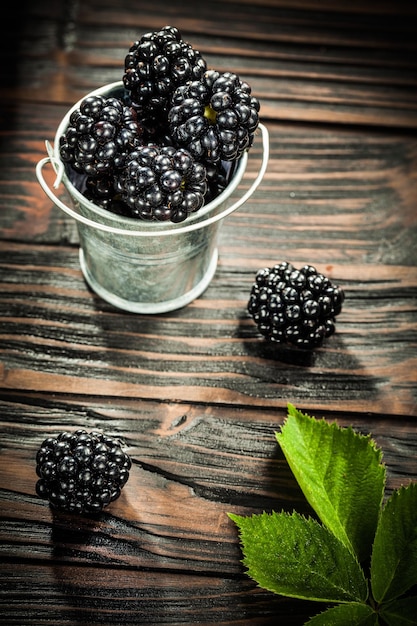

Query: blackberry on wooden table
[[248, 262, 345, 349], [35, 429, 131, 514]]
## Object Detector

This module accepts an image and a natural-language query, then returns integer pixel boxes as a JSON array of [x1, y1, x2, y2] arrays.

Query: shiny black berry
[[248, 262, 345, 349], [168, 69, 260, 164], [59, 95, 143, 178], [83, 174, 116, 209], [114, 144, 207, 222], [35, 429, 131, 514], [123, 25, 207, 139], [204, 160, 237, 204]]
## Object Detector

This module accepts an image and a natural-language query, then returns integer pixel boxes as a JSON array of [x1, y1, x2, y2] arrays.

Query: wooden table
[[1, 1, 416, 624]]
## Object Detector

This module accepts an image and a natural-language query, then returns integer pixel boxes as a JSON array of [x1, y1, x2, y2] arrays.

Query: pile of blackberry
[[35, 429, 131, 514], [248, 262, 345, 349], [58, 25, 261, 222]]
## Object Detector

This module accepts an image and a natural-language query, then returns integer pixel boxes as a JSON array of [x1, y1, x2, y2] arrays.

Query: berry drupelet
[[204, 160, 237, 204], [248, 262, 345, 349], [35, 429, 131, 514], [59, 95, 143, 178], [168, 69, 260, 164], [123, 25, 207, 139], [82, 173, 116, 210], [114, 144, 207, 222]]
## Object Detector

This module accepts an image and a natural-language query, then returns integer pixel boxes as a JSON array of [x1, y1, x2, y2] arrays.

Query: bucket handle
[[35, 123, 269, 237]]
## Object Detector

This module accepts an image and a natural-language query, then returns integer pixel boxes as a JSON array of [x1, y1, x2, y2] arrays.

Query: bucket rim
[[52, 81, 248, 233], [36, 83, 269, 238]]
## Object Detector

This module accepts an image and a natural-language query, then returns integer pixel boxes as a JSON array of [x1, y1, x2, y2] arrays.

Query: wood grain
[[1, 1, 417, 624], [1, 0, 417, 127], [1, 116, 416, 415], [1, 393, 416, 624]]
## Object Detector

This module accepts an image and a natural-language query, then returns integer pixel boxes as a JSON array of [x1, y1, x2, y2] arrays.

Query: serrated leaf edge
[[277, 403, 385, 560], [228, 510, 368, 604]]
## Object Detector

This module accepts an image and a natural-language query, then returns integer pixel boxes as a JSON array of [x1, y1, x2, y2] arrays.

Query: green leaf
[[379, 596, 417, 625], [305, 602, 377, 625], [371, 483, 417, 603], [276, 403, 386, 562], [228, 510, 368, 603]]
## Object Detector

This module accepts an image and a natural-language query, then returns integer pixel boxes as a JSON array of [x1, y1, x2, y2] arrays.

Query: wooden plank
[[0, 2, 417, 624], [0, 394, 416, 572], [1, 1, 416, 127], [0, 563, 313, 625], [0, 243, 416, 415], [1, 114, 416, 416], [1, 391, 416, 622]]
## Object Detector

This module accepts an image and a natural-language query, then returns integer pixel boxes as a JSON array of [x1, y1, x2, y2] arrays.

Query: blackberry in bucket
[[114, 144, 207, 222], [168, 69, 260, 164], [123, 25, 207, 139], [35, 25, 268, 313], [59, 95, 143, 178]]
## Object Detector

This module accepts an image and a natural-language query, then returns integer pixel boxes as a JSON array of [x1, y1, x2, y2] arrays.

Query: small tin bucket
[[36, 82, 269, 314]]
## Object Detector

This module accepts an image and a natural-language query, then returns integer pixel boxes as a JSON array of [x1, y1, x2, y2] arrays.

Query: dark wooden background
[[0, 1, 416, 624]]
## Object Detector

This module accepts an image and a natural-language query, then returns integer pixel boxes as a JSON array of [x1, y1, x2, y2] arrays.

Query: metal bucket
[[36, 82, 269, 314]]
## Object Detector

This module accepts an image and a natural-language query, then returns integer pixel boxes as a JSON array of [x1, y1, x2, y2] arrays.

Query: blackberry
[[248, 262, 345, 349], [82, 174, 134, 216], [168, 69, 260, 164], [35, 429, 131, 514], [204, 160, 236, 204], [59, 95, 143, 178], [123, 25, 207, 139], [114, 144, 207, 222], [83, 174, 116, 209]]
